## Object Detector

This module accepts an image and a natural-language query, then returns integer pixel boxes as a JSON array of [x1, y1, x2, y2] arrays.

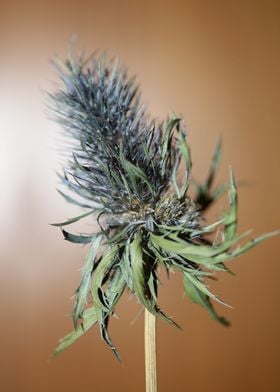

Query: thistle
[[48, 46, 278, 364]]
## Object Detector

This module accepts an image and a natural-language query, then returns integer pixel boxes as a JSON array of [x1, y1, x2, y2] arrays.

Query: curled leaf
[[62, 230, 94, 244]]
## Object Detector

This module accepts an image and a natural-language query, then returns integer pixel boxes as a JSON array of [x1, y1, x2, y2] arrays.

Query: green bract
[[49, 47, 278, 360]]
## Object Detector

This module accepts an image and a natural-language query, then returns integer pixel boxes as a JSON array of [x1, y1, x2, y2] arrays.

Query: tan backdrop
[[1, 1, 279, 391]]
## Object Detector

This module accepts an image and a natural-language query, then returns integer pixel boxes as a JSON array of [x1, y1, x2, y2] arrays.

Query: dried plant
[[48, 46, 278, 361]]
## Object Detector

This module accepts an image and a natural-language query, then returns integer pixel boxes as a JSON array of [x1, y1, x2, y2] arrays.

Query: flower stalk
[[145, 308, 157, 392]]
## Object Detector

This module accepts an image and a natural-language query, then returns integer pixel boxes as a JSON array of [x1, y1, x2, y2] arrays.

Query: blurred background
[[1, 1, 280, 391]]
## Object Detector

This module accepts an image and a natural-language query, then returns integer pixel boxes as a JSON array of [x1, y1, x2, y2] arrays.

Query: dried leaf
[[72, 235, 102, 328], [62, 230, 94, 244], [96, 268, 126, 360], [91, 244, 119, 311], [224, 168, 237, 240], [183, 273, 229, 326], [131, 232, 181, 328], [213, 230, 280, 263], [51, 209, 95, 227], [150, 232, 247, 259], [52, 306, 97, 357]]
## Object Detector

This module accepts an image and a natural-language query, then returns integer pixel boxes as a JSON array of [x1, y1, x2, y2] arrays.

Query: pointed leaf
[[62, 230, 94, 244], [56, 189, 95, 209], [97, 307, 121, 361], [52, 306, 97, 357], [171, 155, 181, 198], [120, 243, 134, 290], [183, 271, 230, 308], [213, 230, 280, 263], [150, 232, 247, 259], [224, 167, 238, 240], [91, 244, 119, 311], [51, 209, 95, 227], [130, 232, 180, 328], [121, 158, 155, 197], [157, 219, 224, 237], [72, 235, 102, 328], [205, 136, 222, 190], [161, 117, 181, 171], [177, 126, 192, 195], [96, 268, 126, 360], [130, 231, 152, 311], [183, 273, 229, 326]]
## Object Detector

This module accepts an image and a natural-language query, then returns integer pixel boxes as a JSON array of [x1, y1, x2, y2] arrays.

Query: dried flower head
[[48, 46, 278, 360]]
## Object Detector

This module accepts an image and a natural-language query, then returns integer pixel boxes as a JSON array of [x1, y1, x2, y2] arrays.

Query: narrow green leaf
[[177, 126, 192, 195], [205, 136, 222, 190], [150, 232, 247, 259], [183, 271, 230, 308], [106, 224, 130, 245], [72, 235, 102, 328], [62, 230, 94, 244], [163, 250, 214, 277], [161, 117, 181, 167], [190, 219, 224, 237], [171, 155, 181, 198], [147, 270, 158, 304], [157, 219, 224, 237], [122, 158, 155, 197], [95, 268, 126, 361], [130, 233, 181, 328], [120, 173, 133, 204], [52, 306, 97, 357], [56, 189, 94, 209], [50, 209, 95, 227], [120, 243, 134, 290], [224, 167, 238, 240], [91, 244, 119, 311], [183, 273, 229, 326], [130, 231, 153, 311], [107, 267, 127, 309], [177, 128, 191, 171], [97, 308, 121, 361], [213, 230, 280, 263]]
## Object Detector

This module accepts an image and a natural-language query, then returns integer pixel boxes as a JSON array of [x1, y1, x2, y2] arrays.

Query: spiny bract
[[48, 47, 278, 360]]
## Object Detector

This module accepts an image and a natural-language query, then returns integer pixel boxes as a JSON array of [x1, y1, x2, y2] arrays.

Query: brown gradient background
[[1, 1, 280, 391]]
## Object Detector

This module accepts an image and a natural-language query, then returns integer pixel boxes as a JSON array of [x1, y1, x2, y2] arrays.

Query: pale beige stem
[[144, 308, 157, 392]]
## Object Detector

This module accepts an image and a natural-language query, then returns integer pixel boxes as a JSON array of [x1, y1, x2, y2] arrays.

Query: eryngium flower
[[49, 48, 278, 360]]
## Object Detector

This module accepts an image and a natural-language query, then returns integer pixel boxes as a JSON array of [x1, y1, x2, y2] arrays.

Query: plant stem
[[145, 308, 157, 392]]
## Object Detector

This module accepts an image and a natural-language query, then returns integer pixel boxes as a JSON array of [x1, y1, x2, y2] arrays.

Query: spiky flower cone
[[48, 46, 278, 360]]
